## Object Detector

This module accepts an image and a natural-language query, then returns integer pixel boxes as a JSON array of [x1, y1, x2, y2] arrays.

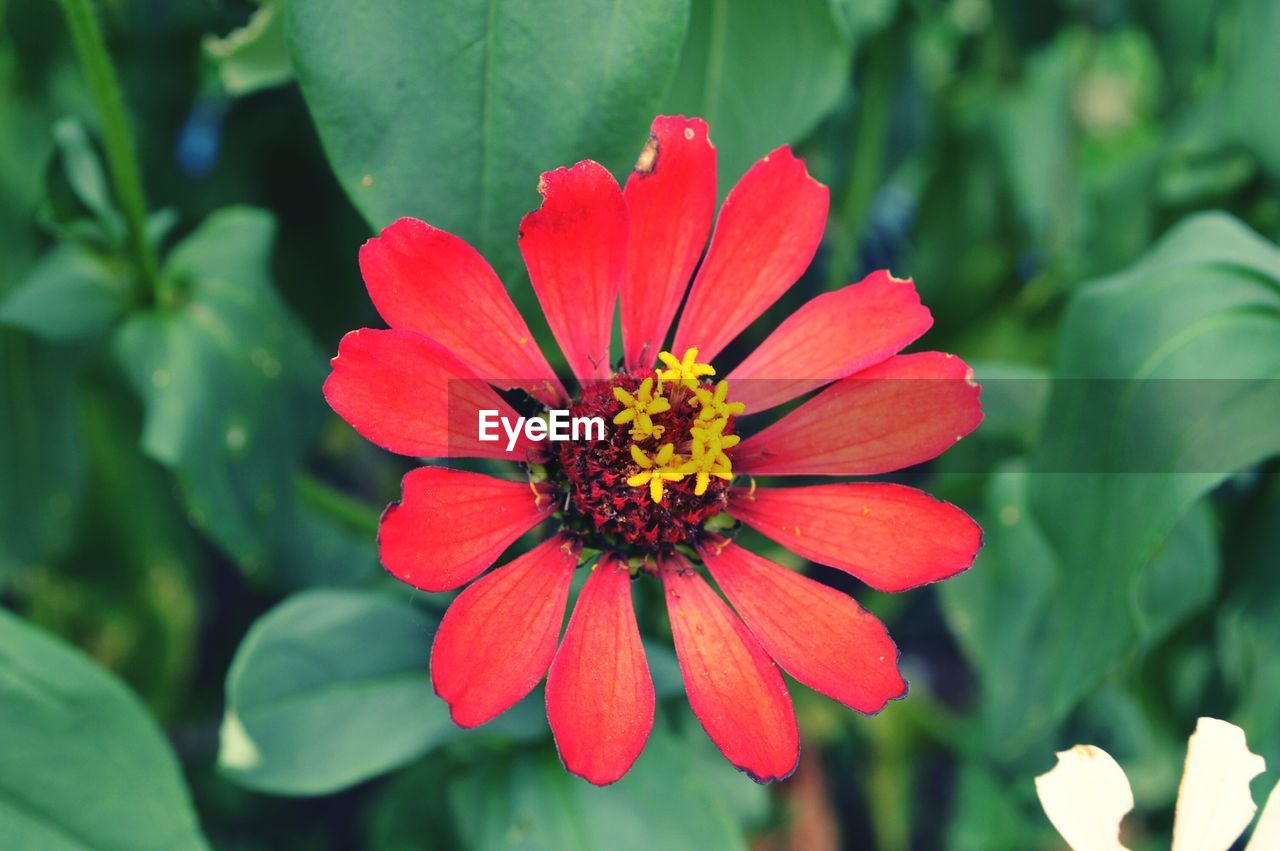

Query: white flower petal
[[1172, 717, 1267, 851], [1245, 778, 1280, 851], [1036, 744, 1134, 851]]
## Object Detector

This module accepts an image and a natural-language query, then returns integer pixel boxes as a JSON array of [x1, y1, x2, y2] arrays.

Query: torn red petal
[[701, 541, 906, 712], [378, 467, 554, 593], [546, 556, 654, 785], [359, 217, 567, 406], [621, 116, 717, 370], [727, 271, 933, 414], [323, 328, 536, 460], [431, 536, 579, 727], [735, 352, 982, 476], [519, 161, 628, 385], [662, 558, 799, 783], [728, 483, 982, 592], [671, 146, 828, 363]]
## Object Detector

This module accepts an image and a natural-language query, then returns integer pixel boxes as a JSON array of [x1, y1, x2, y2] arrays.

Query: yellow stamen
[[614, 377, 671, 441], [693, 380, 747, 421], [656, 347, 715, 392], [630, 443, 652, 468], [626, 442, 687, 503], [620, 353, 745, 504]]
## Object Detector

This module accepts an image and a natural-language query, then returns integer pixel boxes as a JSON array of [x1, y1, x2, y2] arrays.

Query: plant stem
[[825, 31, 896, 290], [57, 0, 161, 300], [295, 474, 382, 537]]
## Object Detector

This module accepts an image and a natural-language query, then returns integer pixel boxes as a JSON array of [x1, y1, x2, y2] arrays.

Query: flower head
[[323, 115, 983, 785]]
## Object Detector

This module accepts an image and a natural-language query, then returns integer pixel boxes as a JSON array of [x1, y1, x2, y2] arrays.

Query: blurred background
[[2, 0, 1279, 849]]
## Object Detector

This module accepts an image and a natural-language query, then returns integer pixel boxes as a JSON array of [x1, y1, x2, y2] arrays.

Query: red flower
[[324, 116, 983, 785]]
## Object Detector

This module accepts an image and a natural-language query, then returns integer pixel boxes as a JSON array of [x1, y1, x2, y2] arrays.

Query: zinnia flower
[[323, 115, 983, 785], [1036, 717, 1279, 850]]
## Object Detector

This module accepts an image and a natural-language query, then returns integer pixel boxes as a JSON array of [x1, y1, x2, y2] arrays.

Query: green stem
[[825, 31, 896, 290], [57, 0, 161, 300], [296, 474, 382, 537]]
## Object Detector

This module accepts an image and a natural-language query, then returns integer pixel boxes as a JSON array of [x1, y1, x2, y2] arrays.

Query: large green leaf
[[219, 588, 455, 795], [112, 207, 368, 585], [660, 0, 851, 190], [449, 722, 766, 851], [286, 0, 689, 278], [0, 609, 207, 850], [943, 212, 1280, 759]]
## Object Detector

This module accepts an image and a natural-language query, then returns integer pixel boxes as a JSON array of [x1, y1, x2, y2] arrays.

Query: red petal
[[379, 467, 554, 592], [671, 146, 828, 363], [359, 218, 567, 406], [621, 116, 717, 370], [431, 536, 579, 727], [727, 271, 933, 414], [735, 352, 982, 476], [701, 541, 906, 712], [546, 556, 654, 785], [728, 483, 982, 592], [662, 559, 799, 782], [519, 161, 628, 384], [323, 328, 536, 460]]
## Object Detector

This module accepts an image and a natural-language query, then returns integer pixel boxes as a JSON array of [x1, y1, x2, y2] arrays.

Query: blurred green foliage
[[1, 0, 1278, 849]]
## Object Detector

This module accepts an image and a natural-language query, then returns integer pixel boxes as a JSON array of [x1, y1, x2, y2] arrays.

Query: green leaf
[[37, 118, 128, 253], [0, 609, 208, 850], [220, 588, 456, 795], [942, 467, 1219, 759], [0, 333, 85, 578], [50, 117, 116, 224], [1132, 498, 1218, 649], [660, 0, 851, 190], [203, 0, 294, 97], [111, 206, 363, 584], [449, 722, 764, 851], [286, 0, 689, 277], [944, 212, 1280, 759], [0, 243, 130, 341]]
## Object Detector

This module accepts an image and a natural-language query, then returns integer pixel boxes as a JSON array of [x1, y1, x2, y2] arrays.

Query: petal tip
[[763, 144, 828, 193], [739, 748, 801, 785]]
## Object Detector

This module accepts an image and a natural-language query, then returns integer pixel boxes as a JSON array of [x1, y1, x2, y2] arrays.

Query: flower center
[[551, 348, 743, 551]]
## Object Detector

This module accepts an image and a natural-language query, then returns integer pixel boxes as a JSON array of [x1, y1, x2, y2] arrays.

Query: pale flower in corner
[[1035, 717, 1280, 851]]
